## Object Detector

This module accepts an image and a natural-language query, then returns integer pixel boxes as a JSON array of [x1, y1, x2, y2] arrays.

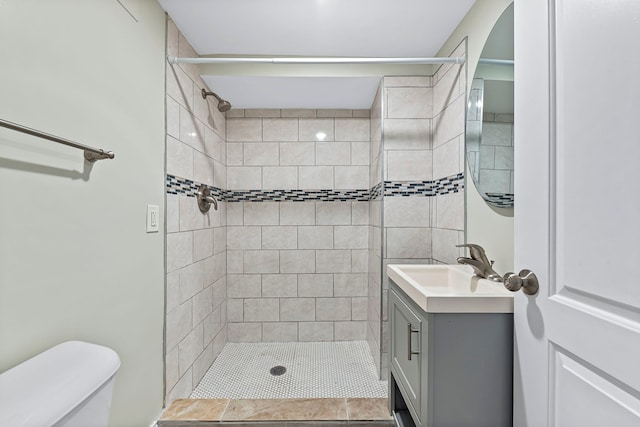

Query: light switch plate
[[147, 205, 159, 233]]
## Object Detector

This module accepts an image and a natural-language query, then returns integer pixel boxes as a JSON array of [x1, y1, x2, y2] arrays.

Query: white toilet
[[0, 341, 121, 427]]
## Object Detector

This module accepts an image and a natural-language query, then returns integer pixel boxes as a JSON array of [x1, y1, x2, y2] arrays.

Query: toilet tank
[[0, 341, 121, 427]]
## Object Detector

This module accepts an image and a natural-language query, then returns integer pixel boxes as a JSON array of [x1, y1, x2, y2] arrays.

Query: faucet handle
[[456, 243, 491, 264]]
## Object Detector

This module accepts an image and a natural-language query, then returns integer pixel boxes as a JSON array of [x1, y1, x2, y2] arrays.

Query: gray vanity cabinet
[[389, 279, 513, 427]]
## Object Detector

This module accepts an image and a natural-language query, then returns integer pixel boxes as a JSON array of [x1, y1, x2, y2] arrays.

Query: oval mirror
[[466, 3, 514, 208]]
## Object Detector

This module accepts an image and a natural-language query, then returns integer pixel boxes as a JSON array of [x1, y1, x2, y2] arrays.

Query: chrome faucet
[[456, 244, 503, 282]]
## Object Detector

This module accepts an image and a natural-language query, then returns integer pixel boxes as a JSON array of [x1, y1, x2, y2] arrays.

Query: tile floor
[[191, 341, 387, 399]]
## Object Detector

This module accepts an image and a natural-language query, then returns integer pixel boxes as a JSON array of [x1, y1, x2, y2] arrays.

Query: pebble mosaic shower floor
[[190, 341, 387, 399]]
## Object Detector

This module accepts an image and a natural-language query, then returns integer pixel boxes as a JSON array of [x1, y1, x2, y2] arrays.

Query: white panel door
[[514, 0, 640, 426]]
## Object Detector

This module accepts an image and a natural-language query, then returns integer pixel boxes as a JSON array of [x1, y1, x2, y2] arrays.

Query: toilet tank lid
[[0, 341, 121, 427]]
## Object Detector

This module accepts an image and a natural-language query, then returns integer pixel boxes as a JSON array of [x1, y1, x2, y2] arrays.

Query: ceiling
[[157, 0, 476, 109]]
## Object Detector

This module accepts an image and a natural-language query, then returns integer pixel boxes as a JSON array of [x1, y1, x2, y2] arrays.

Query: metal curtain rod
[[167, 55, 466, 65], [478, 58, 514, 66], [0, 119, 115, 162]]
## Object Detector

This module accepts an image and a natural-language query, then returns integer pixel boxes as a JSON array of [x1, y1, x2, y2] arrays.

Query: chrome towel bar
[[0, 118, 115, 162]]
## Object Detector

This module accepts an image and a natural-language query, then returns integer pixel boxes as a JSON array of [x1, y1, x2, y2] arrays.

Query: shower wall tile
[[299, 322, 334, 342], [166, 22, 228, 403], [280, 298, 316, 321], [166, 136, 193, 180], [279, 202, 316, 225], [298, 166, 334, 190], [228, 323, 262, 342], [335, 118, 370, 141], [279, 142, 315, 166], [387, 87, 433, 119], [226, 118, 262, 142], [383, 119, 431, 150], [298, 274, 334, 297], [281, 109, 317, 118], [262, 226, 297, 250], [262, 322, 299, 342], [335, 321, 368, 341], [227, 167, 262, 190], [262, 274, 297, 297], [243, 142, 279, 166], [262, 166, 298, 190], [299, 119, 335, 142], [226, 200, 371, 343], [433, 135, 463, 179], [318, 109, 354, 118], [316, 142, 351, 166], [386, 150, 432, 181], [263, 118, 299, 141], [243, 299, 279, 322]]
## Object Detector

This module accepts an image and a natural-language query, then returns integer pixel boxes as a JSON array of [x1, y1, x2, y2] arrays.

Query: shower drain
[[270, 365, 286, 376]]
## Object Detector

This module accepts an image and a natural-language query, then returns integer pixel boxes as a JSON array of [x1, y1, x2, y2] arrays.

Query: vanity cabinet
[[389, 279, 513, 427]]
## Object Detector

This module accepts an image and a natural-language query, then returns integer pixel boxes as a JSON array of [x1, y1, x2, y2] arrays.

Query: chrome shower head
[[201, 88, 232, 112]]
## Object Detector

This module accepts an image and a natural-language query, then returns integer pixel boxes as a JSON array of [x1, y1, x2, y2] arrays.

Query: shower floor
[[190, 341, 387, 399]]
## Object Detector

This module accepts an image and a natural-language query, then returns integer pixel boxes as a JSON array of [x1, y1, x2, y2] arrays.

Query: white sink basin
[[387, 264, 514, 313]]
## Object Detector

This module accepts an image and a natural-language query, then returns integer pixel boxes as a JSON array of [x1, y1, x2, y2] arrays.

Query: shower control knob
[[503, 269, 539, 295]]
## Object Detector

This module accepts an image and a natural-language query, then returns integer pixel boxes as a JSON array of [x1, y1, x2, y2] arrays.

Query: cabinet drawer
[[390, 287, 425, 424]]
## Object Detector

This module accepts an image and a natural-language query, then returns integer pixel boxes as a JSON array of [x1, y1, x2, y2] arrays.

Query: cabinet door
[[390, 287, 425, 424]]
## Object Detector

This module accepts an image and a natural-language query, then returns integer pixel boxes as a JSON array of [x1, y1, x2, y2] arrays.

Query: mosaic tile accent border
[[485, 192, 514, 208], [166, 173, 464, 202], [384, 172, 464, 197], [226, 189, 370, 202]]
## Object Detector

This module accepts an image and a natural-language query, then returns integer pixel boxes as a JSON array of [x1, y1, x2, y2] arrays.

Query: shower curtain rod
[[167, 55, 466, 65]]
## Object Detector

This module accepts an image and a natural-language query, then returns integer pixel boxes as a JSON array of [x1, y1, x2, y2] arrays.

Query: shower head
[[201, 88, 232, 112]]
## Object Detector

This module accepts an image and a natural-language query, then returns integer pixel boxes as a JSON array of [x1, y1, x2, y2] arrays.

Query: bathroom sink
[[387, 264, 514, 313]]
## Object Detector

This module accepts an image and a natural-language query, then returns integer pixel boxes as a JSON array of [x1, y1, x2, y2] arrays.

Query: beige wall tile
[[227, 274, 261, 298], [386, 228, 431, 259], [334, 166, 368, 189], [279, 142, 315, 166], [227, 226, 261, 249], [280, 202, 316, 225], [316, 250, 351, 273], [334, 226, 368, 249], [299, 119, 335, 141], [316, 298, 351, 321], [243, 142, 279, 166], [243, 298, 279, 322], [386, 150, 432, 181], [280, 250, 316, 273], [167, 232, 193, 273], [298, 274, 333, 297], [227, 118, 262, 142], [227, 298, 244, 322], [166, 301, 193, 351], [227, 167, 262, 190], [387, 87, 432, 119], [263, 118, 299, 141], [263, 322, 298, 341], [262, 274, 297, 297], [280, 298, 315, 321], [435, 192, 465, 230], [262, 166, 298, 190], [384, 197, 430, 228], [228, 323, 262, 342], [243, 250, 280, 274], [316, 202, 351, 225], [335, 119, 370, 141], [298, 226, 334, 249], [334, 273, 368, 297], [316, 142, 351, 165], [167, 136, 194, 180], [299, 322, 334, 341], [298, 166, 334, 190], [244, 202, 279, 225], [335, 321, 367, 341], [261, 226, 297, 250]]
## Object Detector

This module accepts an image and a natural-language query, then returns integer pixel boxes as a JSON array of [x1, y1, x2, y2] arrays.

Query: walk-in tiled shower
[[164, 17, 466, 402]]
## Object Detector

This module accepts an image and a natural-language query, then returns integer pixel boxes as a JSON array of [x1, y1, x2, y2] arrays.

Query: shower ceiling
[[157, 0, 476, 109]]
